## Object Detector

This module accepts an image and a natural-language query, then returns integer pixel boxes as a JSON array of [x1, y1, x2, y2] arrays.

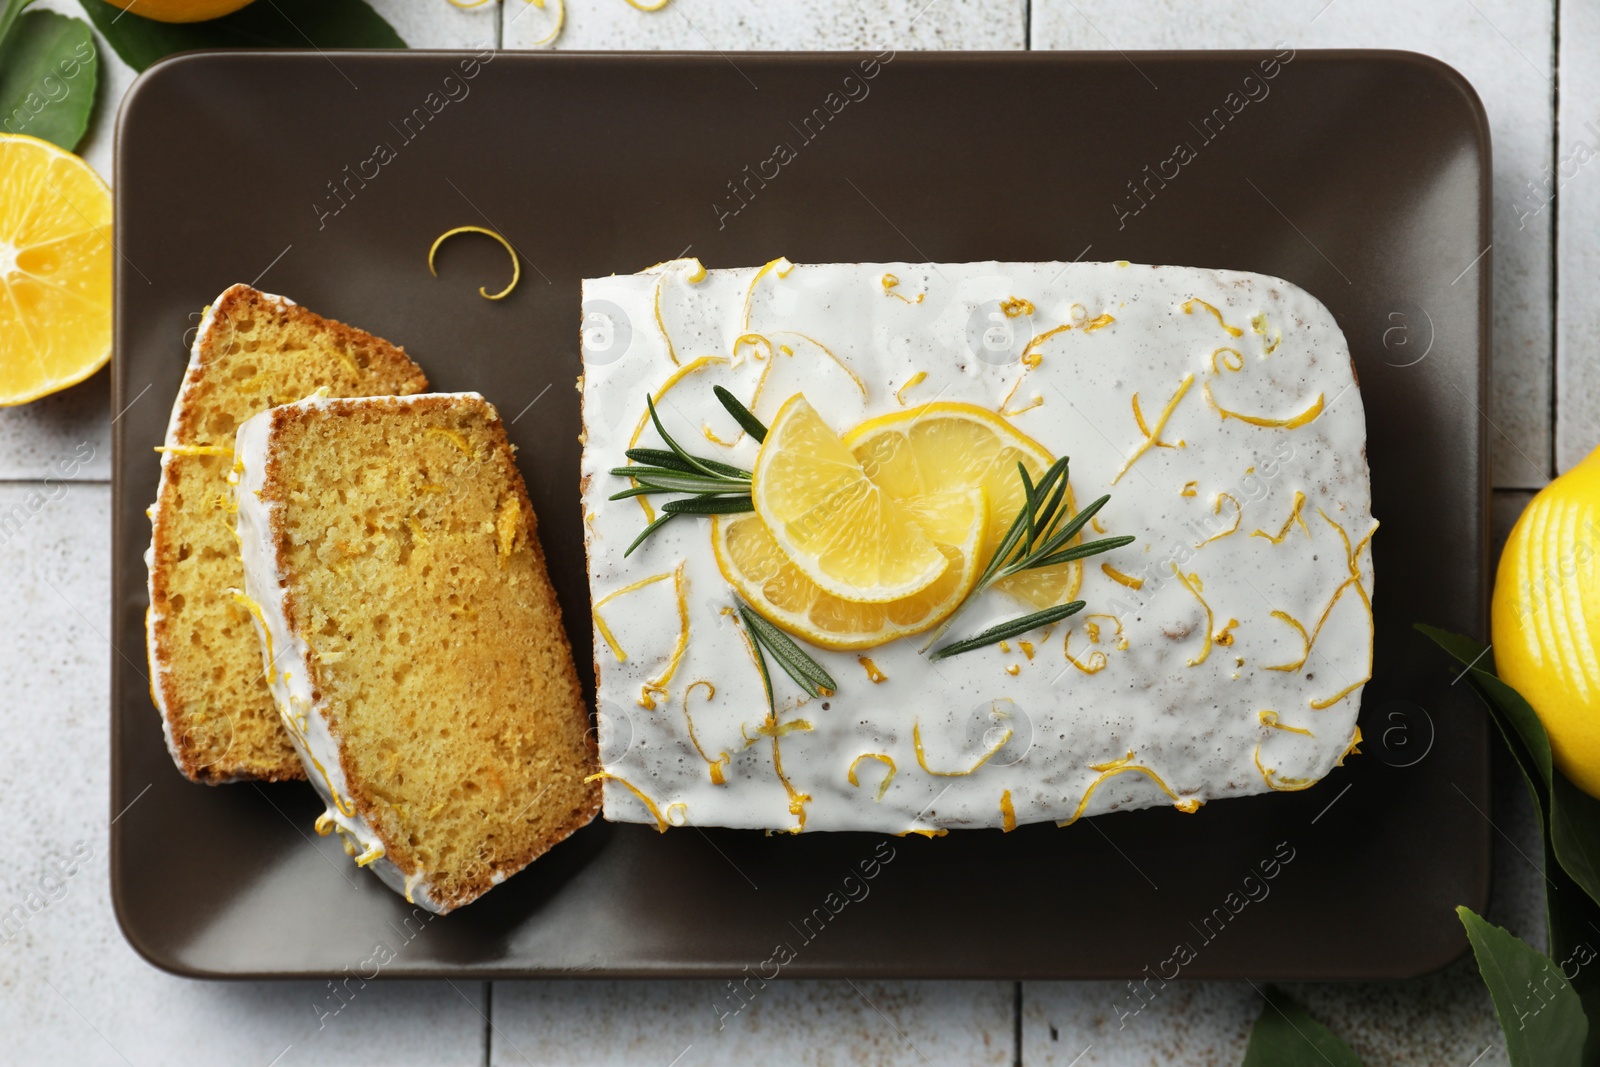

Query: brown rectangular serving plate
[[111, 49, 1490, 979]]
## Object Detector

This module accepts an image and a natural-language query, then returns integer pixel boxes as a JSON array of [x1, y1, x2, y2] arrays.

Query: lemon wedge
[[1492, 444, 1600, 798], [752, 394, 959, 603], [0, 135, 111, 406], [843, 402, 1082, 609], [713, 488, 985, 650]]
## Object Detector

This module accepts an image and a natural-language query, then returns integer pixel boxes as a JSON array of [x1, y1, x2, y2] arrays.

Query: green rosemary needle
[[925, 456, 1136, 659], [617, 394, 758, 555], [736, 598, 836, 698]]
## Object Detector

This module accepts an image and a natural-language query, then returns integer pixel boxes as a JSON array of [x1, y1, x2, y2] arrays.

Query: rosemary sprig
[[925, 456, 1136, 660], [736, 598, 836, 698], [616, 393, 766, 555]]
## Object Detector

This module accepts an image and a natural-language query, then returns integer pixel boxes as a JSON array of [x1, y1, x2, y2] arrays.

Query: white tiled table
[[0, 1, 1573, 1062]]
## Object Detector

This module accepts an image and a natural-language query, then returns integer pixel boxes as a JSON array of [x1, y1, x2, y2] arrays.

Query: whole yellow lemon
[[1492, 445, 1600, 798], [102, 0, 257, 23]]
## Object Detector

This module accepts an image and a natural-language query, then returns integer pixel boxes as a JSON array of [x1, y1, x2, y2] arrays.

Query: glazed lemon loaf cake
[[233, 392, 599, 912], [146, 284, 428, 783], [579, 259, 1374, 834]]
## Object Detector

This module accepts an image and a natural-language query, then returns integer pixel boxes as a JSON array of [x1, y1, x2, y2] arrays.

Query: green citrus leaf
[[0, 8, 99, 151], [1419, 624, 1600, 1062], [1241, 986, 1365, 1067], [1459, 907, 1588, 1067], [76, 0, 403, 74]]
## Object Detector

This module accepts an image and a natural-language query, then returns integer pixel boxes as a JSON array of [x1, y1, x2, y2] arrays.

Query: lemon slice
[[713, 489, 985, 650], [0, 135, 111, 406], [752, 394, 956, 603], [843, 402, 1082, 609]]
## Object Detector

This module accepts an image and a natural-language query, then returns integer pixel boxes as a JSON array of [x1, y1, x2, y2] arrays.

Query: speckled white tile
[[1556, 0, 1600, 471], [501, 0, 1024, 51], [371, 0, 501, 50], [1022, 638, 1547, 1067], [0, 484, 489, 1067], [1033, 0, 1556, 491], [491, 979, 1014, 1066], [0, 373, 111, 482]]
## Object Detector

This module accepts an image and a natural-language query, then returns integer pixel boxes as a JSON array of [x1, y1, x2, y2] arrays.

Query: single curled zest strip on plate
[[428, 225, 521, 300]]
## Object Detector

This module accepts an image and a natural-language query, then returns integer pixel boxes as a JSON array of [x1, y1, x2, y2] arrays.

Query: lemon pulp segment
[[751, 394, 956, 603], [843, 401, 1082, 609]]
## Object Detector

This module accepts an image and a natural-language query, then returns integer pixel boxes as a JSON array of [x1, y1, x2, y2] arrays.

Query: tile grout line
[[1549, 0, 1561, 477], [1013, 980, 1024, 1066], [0, 476, 112, 486], [483, 980, 493, 1067]]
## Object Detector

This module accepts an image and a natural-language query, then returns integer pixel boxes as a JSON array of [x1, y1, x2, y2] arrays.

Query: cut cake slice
[[233, 392, 600, 912], [146, 284, 429, 783]]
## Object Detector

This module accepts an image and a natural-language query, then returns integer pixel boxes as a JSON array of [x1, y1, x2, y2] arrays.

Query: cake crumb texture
[[263, 395, 599, 910]]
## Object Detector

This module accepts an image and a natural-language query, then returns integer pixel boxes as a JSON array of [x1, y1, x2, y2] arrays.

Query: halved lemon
[[0, 135, 112, 406], [843, 402, 1082, 609], [713, 489, 986, 650], [752, 394, 961, 603]]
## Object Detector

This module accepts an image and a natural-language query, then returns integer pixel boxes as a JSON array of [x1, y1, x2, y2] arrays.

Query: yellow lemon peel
[[847, 753, 896, 802], [1064, 627, 1107, 674], [1253, 746, 1318, 792], [1102, 563, 1144, 590], [1182, 297, 1243, 337], [428, 225, 520, 300], [1057, 751, 1185, 827], [1209, 346, 1245, 374], [1252, 491, 1310, 544], [649, 262, 706, 366], [585, 772, 671, 832], [912, 720, 1012, 777], [1196, 492, 1242, 549], [1113, 374, 1194, 485], [741, 257, 794, 332], [1251, 312, 1282, 354], [881, 273, 924, 304], [1000, 790, 1017, 832], [1169, 566, 1216, 667], [1336, 725, 1364, 766], [639, 560, 689, 709], [1264, 610, 1312, 672], [426, 427, 475, 458], [896, 371, 927, 404], [1203, 381, 1324, 429], [593, 570, 672, 662], [1259, 709, 1314, 736], [683, 681, 730, 785], [155, 444, 233, 457]]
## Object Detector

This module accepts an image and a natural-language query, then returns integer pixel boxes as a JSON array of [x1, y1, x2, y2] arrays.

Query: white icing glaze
[[234, 391, 486, 913], [580, 260, 1374, 833]]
